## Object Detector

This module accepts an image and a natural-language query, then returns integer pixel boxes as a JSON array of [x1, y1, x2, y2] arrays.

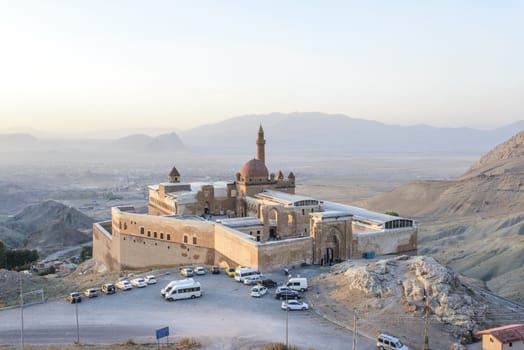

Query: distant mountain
[[113, 134, 155, 150], [359, 130, 524, 302], [145, 132, 185, 152], [180, 112, 524, 155], [0, 133, 40, 148], [113, 132, 185, 153], [1, 200, 94, 254]]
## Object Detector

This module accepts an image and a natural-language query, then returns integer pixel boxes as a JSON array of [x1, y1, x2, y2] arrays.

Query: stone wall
[[213, 225, 259, 268], [92, 221, 120, 271], [257, 237, 312, 271], [108, 208, 217, 271], [353, 228, 417, 256]]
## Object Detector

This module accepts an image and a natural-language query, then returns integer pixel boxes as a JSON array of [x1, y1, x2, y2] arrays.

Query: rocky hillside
[[359, 130, 524, 303], [362, 129, 524, 220], [0, 200, 94, 255], [312, 256, 524, 349], [465, 130, 524, 176]]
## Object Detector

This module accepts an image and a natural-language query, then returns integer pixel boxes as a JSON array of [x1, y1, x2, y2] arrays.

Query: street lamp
[[19, 274, 24, 350], [423, 289, 429, 350], [75, 301, 80, 344], [285, 289, 288, 350]]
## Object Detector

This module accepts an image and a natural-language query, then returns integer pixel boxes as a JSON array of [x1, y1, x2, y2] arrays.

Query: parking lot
[[0, 266, 377, 349]]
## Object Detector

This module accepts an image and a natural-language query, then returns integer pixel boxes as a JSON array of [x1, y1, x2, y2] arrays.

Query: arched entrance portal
[[269, 208, 278, 239], [324, 230, 340, 265]]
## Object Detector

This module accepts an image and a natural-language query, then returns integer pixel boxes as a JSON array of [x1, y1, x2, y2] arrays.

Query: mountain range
[[360, 129, 524, 302], [0, 200, 94, 255], [1, 112, 523, 155]]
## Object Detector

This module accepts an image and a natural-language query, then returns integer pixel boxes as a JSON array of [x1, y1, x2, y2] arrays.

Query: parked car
[[211, 266, 220, 274], [180, 267, 194, 277], [257, 278, 278, 288], [83, 288, 98, 298], [250, 285, 268, 297], [116, 280, 132, 291], [275, 289, 300, 300], [67, 292, 82, 303], [281, 300, 309, 311], [377, 333, 409, 350], [225, 267, 235, 277], [276, 286, 296, 294], [243, 275, 262, 285], [193, 266, 206, 275], [101, 283, 115, 295], [131, 277, 147, 288], [145, 275, 157, 285]]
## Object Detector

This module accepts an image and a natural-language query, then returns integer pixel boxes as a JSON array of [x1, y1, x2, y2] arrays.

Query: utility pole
[[423, 289, 430, 350], [19, 274, 24, 350], [285, 289, 289, 350], [75, 301, 80, 344], [353, 310, 358, 350]]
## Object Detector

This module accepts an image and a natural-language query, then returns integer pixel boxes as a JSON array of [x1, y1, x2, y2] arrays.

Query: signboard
[[156, 327, 169, 340]]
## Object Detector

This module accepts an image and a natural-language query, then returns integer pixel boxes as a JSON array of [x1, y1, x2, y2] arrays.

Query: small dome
[[240, 159, 269, 179]]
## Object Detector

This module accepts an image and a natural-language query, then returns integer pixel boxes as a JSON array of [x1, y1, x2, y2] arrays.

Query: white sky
[[0, 1, 523, 134]]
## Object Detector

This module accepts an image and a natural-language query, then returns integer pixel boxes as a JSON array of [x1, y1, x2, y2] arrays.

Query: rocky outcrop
[[340, 256, 487, 340], [468, 130, 524, 173]]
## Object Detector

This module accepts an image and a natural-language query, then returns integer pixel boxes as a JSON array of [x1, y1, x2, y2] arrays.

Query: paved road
[[0, 267, 377, 349]]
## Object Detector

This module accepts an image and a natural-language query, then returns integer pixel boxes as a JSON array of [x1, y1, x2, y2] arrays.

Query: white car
[[250, 285, 267, 297], [281, 300, 309, 311], [116, 280, 132, 291], [243, 275, 262, 285], [145, 275, 157, 285], [131, 278, 147, 288], [180, 268, 194, 277], [193, 266, 206, 275]]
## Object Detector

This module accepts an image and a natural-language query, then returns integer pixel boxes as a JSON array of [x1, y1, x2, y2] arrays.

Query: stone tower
[[256, 124, 266, 164], [168, 165, 180, 183]]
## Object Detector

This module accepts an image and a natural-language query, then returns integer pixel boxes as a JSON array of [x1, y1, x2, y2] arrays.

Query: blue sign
[[156, 327, 169, 340]]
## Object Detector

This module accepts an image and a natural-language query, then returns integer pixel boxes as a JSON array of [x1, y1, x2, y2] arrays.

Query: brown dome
[[240, 159, 269, 179]]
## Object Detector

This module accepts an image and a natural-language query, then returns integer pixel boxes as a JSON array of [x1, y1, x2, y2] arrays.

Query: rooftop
[[216, 217, 263, 228], [255, 190, 319, 207], [478, 324, 524, 343], [321, 201, 411, 225]]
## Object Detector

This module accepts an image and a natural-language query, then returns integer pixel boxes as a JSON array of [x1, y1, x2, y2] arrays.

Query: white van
[[164, 278, 201, 301], [286, 277, 308, 292], [377, 333, 408, 350], [234, 267, 262, 282], [160, 280, 177, 297]]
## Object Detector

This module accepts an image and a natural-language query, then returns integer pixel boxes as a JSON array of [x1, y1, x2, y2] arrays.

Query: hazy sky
[[1, 1, 522, 135]]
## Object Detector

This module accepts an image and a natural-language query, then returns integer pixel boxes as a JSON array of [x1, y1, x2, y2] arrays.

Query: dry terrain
[[361, 130, 524, 303]]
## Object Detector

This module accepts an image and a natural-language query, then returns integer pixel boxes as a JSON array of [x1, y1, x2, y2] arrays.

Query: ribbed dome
[[240, 158, 269, 179]]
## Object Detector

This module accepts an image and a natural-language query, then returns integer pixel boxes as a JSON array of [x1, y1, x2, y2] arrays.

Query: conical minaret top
[[256, 124, 266, 163]]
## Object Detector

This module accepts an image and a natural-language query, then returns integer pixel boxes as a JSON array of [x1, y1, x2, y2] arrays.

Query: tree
[[0, 240, 7, 269], [80, 246, 92, 262]]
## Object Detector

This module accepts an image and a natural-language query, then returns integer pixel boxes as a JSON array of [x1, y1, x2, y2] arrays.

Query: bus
[[234, 267, 262, 282], [164, 278, 202, 301]]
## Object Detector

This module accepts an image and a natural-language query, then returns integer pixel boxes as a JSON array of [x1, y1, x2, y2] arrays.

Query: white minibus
[[234, 267, 262, 282], [164, 278, 202, 301]]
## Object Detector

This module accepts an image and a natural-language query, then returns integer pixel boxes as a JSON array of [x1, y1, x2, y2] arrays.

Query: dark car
[[67, 292, 82, 303], [257, 279, 277, 288], [211, 266, 220, 274], [101, 283, 116, 295], [275, 289, 300, 300]]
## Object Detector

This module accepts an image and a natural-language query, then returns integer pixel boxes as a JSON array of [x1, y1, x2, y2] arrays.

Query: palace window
[[140, 227, 144, 235], [184, 235, 188, 244], [193, 237, 197, 245], [154, 232, 157, 238], [160, 233, 164, 239], [147, 231, 151, 237], [167, 234, 171, 241]]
